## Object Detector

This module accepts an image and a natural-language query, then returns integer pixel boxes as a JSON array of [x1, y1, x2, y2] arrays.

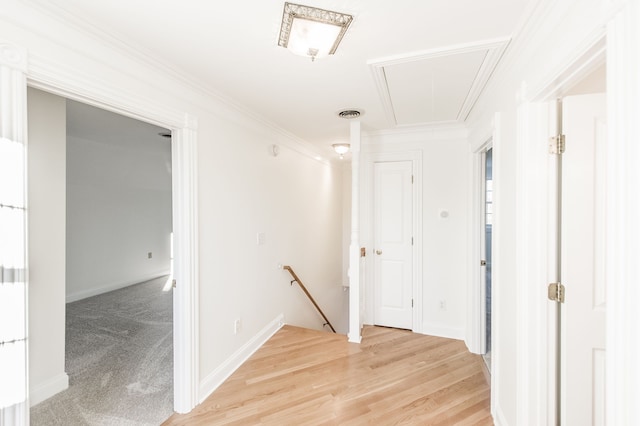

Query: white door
[[561, 93, 606, 425], [373, 161, 413, 329]]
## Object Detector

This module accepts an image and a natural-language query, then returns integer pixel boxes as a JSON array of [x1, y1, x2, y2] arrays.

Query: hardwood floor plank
[[163, 325, 492, 425]]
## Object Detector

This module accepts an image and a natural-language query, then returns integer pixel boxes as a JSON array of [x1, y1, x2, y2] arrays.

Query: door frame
[[514, 33, 607, 424], [468, 114, 502, 419], [468, 138, 493, 356], [362, 150, 422, 333], [24, 52, 200, 413]]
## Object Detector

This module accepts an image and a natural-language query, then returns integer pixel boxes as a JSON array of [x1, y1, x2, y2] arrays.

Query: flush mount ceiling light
[[332, 143, 350, 159], [278, 2, 353, 62]]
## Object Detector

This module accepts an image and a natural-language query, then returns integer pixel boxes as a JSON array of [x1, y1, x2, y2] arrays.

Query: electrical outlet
[[256, 232, 266, 245], [439, 300, 446, 311], [234, 319, 242, 335]]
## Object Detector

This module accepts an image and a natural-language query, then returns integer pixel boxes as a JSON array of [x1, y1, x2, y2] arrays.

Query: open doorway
[[28, 91, 175, 424], [481, 147, 493, 370]]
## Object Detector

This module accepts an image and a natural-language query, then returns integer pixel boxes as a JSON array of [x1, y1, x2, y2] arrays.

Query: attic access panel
[[385, 50, 486, 124], [369, 39, 510, 127]]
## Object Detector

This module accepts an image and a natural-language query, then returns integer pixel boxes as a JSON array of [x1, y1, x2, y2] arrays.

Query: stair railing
[[283, 265, 336, 333]]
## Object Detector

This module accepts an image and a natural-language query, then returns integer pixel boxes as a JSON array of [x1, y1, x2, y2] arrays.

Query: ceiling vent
[[338, 109, 361, 119]]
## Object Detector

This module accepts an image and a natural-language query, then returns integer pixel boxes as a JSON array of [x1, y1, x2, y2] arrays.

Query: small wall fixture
[[332, 143, 350, 159], [278, 2, 353, 61]]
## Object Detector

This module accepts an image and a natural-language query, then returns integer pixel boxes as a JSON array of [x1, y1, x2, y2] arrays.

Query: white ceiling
[[33, 0, 532, 154]]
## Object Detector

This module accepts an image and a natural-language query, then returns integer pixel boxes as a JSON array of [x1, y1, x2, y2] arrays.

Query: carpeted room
[[28, 89, 175, 425]]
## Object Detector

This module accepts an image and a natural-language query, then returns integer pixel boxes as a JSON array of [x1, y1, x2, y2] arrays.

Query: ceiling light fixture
[[278, 2, 353, 62], [332, 143, 350, 159]]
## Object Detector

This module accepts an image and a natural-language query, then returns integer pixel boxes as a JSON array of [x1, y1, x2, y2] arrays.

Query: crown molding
[[363, 121, 468, 143], [20, 0, 327, 163]]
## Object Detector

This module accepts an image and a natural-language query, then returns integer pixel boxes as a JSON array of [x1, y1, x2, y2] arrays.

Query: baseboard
[[198, 313, 285, 404], [30, 372, 69, 407], [420, 322, 465, 340], [493, 405, 508, 426], [66, 271, 171, 303], [480, 357, 491, 386]]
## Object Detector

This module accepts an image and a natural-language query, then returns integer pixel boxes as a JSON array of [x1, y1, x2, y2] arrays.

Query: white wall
[[362, 127, 469, 339], [27, 88, 69, 405], [2, 0, 346, 405], [66, 106, 172, 302]]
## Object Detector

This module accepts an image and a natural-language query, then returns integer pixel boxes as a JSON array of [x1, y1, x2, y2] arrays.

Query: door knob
[[480, 260, 487, 266], [376, 249, 383, 255]]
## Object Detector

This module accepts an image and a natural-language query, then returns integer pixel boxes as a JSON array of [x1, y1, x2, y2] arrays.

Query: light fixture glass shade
[[288, 18, 342, 60], [332, 143, 350, 155], [278, 3, 353, 61]]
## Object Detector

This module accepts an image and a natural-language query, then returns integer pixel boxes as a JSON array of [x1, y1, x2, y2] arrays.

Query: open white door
[[373, 161, 413, 330], [561, 93, 607, 425]]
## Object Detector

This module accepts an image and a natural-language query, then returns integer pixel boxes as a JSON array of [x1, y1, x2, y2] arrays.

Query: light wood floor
[[163, 325, 492, 425]]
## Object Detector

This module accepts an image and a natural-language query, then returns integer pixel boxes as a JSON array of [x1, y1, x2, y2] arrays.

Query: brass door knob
[[376, 249, 383, 255]]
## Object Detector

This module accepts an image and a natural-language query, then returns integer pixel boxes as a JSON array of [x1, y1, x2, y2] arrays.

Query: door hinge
[[411, 237, 414, 246], [411, 175, 414, 184], [549, 134, 566, 154], [411, 299, 414, 308], [548, 282, 565, 303], [172, 279, 177, 289]]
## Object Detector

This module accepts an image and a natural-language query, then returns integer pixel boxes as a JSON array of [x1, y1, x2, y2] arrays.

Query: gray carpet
[[31, 276, 174, 425]]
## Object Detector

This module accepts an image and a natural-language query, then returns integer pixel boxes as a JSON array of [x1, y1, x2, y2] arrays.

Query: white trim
[[198, 314, 285, 403], [65, 271, 171, 303], [420, 323, 464, 341], [515, 90, 554, 425], [361, 150, 423, 334], [529, 34, 607, 102], [493, 406, 509, 426], [606, 2, 640, 423], [29, 373, 68, 407], [171, 121, 199, 413], [466, 139, 492, 355], [21, 51, 200, 414], [363, 123, 467, 142]]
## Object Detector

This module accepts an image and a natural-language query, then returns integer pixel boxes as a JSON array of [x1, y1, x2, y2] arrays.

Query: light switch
[[256, 232, 266, 245]]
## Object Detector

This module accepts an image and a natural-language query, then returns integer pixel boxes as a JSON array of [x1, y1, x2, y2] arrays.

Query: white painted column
[[348, 120, 362, 343], [0, 42, 29, 426], [171, 114, 200, 412], [606, 1, 640, 423]]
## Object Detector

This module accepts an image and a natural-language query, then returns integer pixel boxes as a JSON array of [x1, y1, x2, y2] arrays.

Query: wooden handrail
[[283, 265, 336, 333]]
